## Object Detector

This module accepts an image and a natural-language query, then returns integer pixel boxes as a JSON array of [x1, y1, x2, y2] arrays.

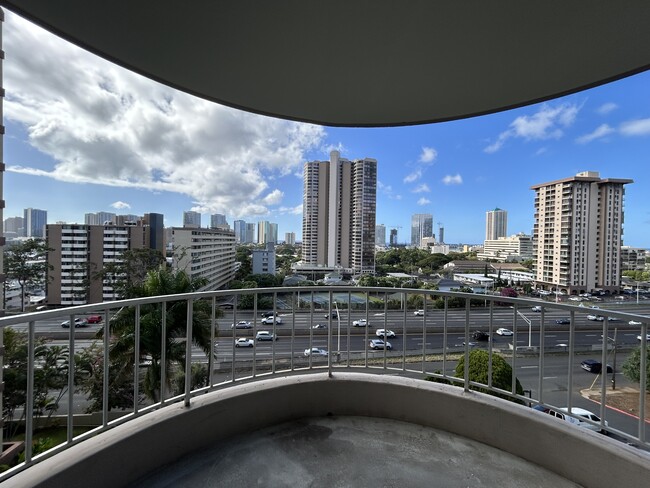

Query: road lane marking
[[520, 365, 538, 369]]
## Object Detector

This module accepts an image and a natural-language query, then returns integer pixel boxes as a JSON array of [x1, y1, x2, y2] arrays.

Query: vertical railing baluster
[[567, 308, 575, 412], [487, 300, 493, 389], [420, 292, 426, 374], [231, 295, 237, 383], [184, 298, 193, 407], [252, 293, 258, 378], [208, 297, 215, 388], [67, 314, 75, 443], [25, 320, 36, 464], [102, 309, 110, 427], [599, 319, 609, 427], [134, 305, 140, 415], [290, 290, 296, 371], [328, 289, 333, 377], [383, 291, 388, 370], [346, 291, 351, 367], [464, 298, 470, 392], [272, 291, 277, 375], [161, 301, 167, 404], [639, 323, 647, 443], [442, 297, 448, 378], [511, 305, 517, 396]]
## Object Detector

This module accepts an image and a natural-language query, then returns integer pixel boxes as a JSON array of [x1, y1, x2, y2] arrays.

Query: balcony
[[1, 286, 649, 487]]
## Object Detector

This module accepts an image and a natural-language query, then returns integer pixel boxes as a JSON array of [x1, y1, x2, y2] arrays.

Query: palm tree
[[100, 267, 216, 404]]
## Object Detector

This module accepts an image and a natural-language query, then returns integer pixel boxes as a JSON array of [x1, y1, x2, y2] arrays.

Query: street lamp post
[[517, 311, 533, 348]]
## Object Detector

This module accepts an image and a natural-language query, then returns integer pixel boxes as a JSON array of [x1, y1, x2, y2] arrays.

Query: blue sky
[[4, 11, 650, 247]]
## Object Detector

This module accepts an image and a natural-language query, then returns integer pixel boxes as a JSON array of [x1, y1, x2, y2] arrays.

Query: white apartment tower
[[531, 171, 633, 294], [302, 150, 377, 274], [485, 208, 507, 241]]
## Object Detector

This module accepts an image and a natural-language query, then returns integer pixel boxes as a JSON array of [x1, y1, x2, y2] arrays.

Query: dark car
[[580, 359, 613, 374], [324, 312, 338, 319], [472, 331, 490, 341], [555, 318, 570, 325]]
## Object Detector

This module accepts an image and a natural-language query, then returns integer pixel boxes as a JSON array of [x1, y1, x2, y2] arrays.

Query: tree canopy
[[4, 238, 52, 311]]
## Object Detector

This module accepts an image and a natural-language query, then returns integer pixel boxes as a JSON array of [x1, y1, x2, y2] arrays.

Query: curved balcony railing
[[0, 286, 648, 482]]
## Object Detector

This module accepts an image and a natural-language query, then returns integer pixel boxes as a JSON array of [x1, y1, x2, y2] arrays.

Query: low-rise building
[[252, 242, 277, 275], [477, 233, 533, 262]]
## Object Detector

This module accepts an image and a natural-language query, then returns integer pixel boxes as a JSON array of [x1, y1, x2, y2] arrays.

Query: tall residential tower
[[485, 208, 507, 241], [531, 171, 632, 294], [411, 213, 433, 247], [302, 150, 377, 274]]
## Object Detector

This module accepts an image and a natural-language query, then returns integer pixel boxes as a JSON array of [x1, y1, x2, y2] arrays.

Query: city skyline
[[3, 11, 650, 247]]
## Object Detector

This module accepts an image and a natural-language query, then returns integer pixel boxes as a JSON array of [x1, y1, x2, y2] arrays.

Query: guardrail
[[0, 286, 648, 481]]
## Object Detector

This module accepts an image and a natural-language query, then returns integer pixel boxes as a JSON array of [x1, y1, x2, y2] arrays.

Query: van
[[533, 405, 607, 433]]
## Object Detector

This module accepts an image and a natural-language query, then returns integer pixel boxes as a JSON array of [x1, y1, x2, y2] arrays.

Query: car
[[312, 323, 327, 329], [472, 331, 490, 341], [234, 338, 254, 348], [368, 339, 392, 350], [414, 309, 424, 316], [86, 315, 103, 324], [555, 318, 570, 325], [629, 320, 643, 326], [260, 311, 273, 318], [587, 314, 604, 321], [376, 329, 396, 338], [304, 347, 328, 357], [352, 319, 368, 327], [261, 315, 283, 325], [61, 318, 88, 328], [324, 312, 338, 319], [256, 330, 277, 341], [496, 328, 513, 336], [231, 321, 252, 329], [637, 334, 650, 342], [531, 306, 542, 312], [580, 359, 612, 374], [607, 317, 620, 322], [558, 407, 608, 433], [568, 296, 583, 302]]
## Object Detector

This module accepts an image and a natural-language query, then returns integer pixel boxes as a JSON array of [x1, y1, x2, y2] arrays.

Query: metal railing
[[0, 286, 648, 481]]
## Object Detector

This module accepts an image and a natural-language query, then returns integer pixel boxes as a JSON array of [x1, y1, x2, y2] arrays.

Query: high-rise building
[[233, 220, 246, 243], [269, 223, 278, 244], [46, 222, 156, 306], [245, 223, 256, 244], [411, 214, 433, 247], [302, 150, 377, 274], [257, 221, 270, 244], [211, 213, 227, 228], [171, 227, 236, 290], [438, 223, 445, 244], [3, 216, 24, 236], [531, 171, 633, 294], [24, 208, 48, 238], [183, 210, 201, 228], [389, 228, 398, 247], [375, 224, 386, 247], [485, 208, 507, 241], [143, 213, 165, 255], [85, 211, 117, 225], [284, 232, 296, 245]]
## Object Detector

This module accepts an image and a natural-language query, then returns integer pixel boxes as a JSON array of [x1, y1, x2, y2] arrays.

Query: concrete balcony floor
[[133, 415, 580, 488]]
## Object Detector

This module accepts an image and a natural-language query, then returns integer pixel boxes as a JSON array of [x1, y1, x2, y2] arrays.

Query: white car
[[629, 320, 643, 326], [369, 339, 392, 350], [352, 319, 368, 327], [61, 318, 88, 328], [256, 330, 277, 341], [637, 334, 650, 341], [376, 329, 396, 338], [587, 314, 604, 321], [531, 306, 542, 312], [234, 338, 254, 348], [261, 315, 283, 325], [414, 310, 424, 316], [496, 328, 513, 336], [231, 321, 252, 329], [559, 407, 608, 433], [304, 347, 328, 357]]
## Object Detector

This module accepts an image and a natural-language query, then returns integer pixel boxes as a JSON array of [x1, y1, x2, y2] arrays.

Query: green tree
[[622, 347, 650, 392], [4, 239, 52, 311], [454, 349, 525, 403], [93, 267, 217, 405]]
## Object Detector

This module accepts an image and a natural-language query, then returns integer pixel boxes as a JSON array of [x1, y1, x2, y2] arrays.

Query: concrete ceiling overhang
[[3, 1, 650, 127]]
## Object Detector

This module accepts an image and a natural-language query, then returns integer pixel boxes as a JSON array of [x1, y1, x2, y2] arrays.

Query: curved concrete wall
[[9, 373, 650, 488]]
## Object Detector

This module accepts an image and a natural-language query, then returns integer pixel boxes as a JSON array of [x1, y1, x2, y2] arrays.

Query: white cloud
[[620, 118, 650, 137], [403, 170, 422, 183], [322, 142, 346, 155], [412, 183, 430, 193], [535, 147, 547, 156], [3, 12, 325, 218], [277, 204, 303, 215], [417, 197, 431, 205], [110, 201, 131, 209], [484, 103, 581, 153], [596, 102, 618, 115], [575, 124, 615, 144], [378, 180, 402, 200], [419, 146, 437, 164], [442, 174, 462, 185]]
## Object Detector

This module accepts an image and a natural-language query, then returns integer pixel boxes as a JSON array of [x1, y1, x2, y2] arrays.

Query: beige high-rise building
[[302, 150, 377, 275], [531, 171, 633, 294], [485, 208, 507, 241]]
